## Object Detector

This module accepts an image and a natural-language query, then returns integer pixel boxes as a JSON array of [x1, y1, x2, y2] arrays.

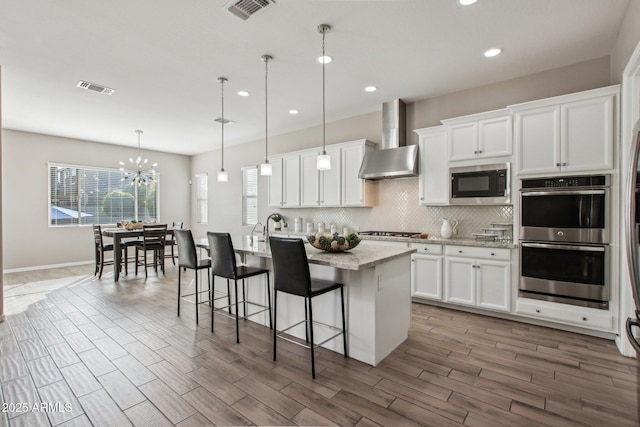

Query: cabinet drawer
[[516, 299, 613, 331], [410, 243, 443, 255], [445, 245, 510, 261]]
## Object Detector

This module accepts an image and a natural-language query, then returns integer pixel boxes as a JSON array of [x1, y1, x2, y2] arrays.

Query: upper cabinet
[[269, 139, 376, 208], [415, 126, 448, 205], [509, 85, 619, 176], [442, 109, 512, 162]]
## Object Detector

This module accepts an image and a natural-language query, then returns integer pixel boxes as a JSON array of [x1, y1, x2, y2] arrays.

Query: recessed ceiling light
[[317, 55, 332, 64], [365, 86, 377, 93], [237, 91, 250, 97], [459, 0, 478, 5], [484, 48, 502, 58], [289, 109, 299, 115]]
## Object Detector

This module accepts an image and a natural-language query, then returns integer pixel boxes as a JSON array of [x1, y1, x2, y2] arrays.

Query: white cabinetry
[[516, 299, 613, 331], [268, 154, 300, 207], [341, 140, 376, 207], [410, 243, 443, 300], [441, 109, 512, 162], [509, 85, 618, 176], [415, 126, 448, 205], [269, 139, 375, 208], [444, 245, 510, 312], [300, 147, 340, 207]]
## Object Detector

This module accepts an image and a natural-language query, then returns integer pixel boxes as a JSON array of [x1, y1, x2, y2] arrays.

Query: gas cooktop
[[358, 231, 420, 237]]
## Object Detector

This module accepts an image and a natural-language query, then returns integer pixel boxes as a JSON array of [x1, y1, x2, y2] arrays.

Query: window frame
[[242, 166, 258, 226], [195, 172, 208, 224], [47, 162, 161, 227]]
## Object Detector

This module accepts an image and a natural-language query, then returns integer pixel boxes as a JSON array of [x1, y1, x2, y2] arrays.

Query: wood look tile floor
[[1, 264, 639, 426]]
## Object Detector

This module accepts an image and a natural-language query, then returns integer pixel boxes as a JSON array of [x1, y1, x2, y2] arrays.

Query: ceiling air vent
[[226, 0, 275, 20], [76, 80, 115, 95]]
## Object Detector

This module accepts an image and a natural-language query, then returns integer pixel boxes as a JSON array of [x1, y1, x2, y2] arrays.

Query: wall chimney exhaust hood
[[358, 99, 419, 180]]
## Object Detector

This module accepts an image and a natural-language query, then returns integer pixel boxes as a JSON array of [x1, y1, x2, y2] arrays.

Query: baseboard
[[4, 260, 94, 274]]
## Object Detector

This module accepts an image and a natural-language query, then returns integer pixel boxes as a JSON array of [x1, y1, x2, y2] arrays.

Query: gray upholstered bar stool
[[207, 232, 271, 343], [269, 236, 347, 379], [174, 229, 211, 324]]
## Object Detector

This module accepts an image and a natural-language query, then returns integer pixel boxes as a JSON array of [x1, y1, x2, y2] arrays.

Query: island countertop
[[197, 236, 416, 271]]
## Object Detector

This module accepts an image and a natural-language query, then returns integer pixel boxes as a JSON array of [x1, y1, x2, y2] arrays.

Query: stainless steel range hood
[[358, 99, 419, 180]]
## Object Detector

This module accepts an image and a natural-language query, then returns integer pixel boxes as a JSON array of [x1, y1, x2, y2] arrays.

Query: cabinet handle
[[582, 317, 587, 322], [420, 197, 424, 200], [536, 309, 541, 313], [562, 162, 568, 167], [478, 150, 483, 154], [555, 163, 561, 167], [423, 248, 428, 251], [491, 252, 495, 256], [458, 250, 463, 253]]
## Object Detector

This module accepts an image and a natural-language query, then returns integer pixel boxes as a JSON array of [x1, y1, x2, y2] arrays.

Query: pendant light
[[217, 77, 229, 183], [260, 55, 273, 176], [316, 24, 332, 171], [119, 130, 158, 186]]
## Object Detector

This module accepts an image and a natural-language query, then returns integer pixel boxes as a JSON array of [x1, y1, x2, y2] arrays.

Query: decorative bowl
[[307, 232, 361, 252]]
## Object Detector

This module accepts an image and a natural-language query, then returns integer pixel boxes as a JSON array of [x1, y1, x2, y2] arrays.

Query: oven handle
[[521, 242, 606, 252], [521, 189, 606, 197]]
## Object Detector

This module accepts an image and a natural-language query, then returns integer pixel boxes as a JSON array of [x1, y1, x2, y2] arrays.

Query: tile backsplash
[[277, 178, 513, 239]]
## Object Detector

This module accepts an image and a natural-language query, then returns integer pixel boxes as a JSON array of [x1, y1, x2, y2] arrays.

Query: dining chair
[[165, 221, 183, 265], [269, 236, 347, 379], [207, 232, 271, 343], [174, 229, 212, 324], [133, 224, 167, 277], [92, 225, 122, 279]]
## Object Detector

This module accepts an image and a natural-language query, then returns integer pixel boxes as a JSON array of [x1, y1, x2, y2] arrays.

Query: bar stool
[[207, 232, 271, 343], [92, 225, 122, 279], [174, 229, 211, 324], [269, 236, 347, 379], [165, 221, 183, 265]]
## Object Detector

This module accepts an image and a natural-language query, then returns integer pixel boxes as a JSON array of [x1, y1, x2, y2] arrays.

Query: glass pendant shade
[[316, 153, 331, 170], [217, 169, 228, 182], [260, 161, 272, 176]]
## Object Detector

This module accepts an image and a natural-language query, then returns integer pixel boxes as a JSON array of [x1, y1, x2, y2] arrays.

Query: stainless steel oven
[[519, 174, 610, 309]]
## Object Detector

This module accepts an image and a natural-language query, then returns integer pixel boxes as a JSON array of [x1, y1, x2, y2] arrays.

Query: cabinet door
[[448, 122, 478, 161], [268, 157, 283, 207], [282, 154, 300, 207], [320, 147, 341, 206], [300, 152, 320, 207], [418, 129, 448, 205], [515, 105, 561, 175], [411, 254, 443, 300], [478, 115, 512, 158], [341, 144, 365, 206], [561, 95, 614, 173], [476, 260, 510, 312], [445, 257, 475, 306]]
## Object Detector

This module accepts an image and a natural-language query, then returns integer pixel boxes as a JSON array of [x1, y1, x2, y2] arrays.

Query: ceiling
[[0, 0, 630, 155]]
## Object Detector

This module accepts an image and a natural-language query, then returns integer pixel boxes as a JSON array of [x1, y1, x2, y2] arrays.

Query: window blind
[[195, 173, 208, 224], [242, 167, 258, 226]]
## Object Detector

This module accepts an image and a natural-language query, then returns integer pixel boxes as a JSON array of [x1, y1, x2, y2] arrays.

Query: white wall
[[1, 129, 191, 270]]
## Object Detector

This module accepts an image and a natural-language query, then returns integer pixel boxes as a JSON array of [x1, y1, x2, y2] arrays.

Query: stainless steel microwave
[[450, 163, 510, 205]]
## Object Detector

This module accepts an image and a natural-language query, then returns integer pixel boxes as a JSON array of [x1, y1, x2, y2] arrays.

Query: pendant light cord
[[322, 28, 326, 155], [265, 57, 269, 161], [220, 78, 225, 170]]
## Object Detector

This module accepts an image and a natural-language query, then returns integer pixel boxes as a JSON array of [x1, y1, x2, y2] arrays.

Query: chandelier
[[119, 130, 158, 186]]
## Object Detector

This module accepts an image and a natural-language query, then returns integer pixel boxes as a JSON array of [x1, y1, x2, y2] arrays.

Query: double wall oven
[[519, 175, 610, 309]]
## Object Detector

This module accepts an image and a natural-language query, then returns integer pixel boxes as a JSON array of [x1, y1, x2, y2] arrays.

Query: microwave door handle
[[521, 242, 606, 252], [521, 189, 606, 197]]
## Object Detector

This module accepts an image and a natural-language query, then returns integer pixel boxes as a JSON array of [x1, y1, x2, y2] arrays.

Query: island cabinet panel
[[510, 85, 618, 176]]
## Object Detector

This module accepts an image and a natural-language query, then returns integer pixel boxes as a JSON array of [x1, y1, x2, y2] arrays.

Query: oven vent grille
[[76, 81, 115, 95], [226, 0, 275, 20]]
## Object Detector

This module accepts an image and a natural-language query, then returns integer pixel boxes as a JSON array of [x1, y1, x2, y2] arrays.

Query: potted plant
[[271, 214, 282, 231]]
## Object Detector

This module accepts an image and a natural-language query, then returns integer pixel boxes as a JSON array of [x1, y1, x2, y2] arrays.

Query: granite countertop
[[197, 236, 416, 271]]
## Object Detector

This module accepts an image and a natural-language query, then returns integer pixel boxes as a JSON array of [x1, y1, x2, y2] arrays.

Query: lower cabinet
[[516, 299, 613, 331], [410, 243, 443, 300]]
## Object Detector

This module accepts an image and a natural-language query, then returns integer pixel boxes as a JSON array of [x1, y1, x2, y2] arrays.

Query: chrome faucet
[[250, 222, 265, 242], [265, 213, 286, 243]]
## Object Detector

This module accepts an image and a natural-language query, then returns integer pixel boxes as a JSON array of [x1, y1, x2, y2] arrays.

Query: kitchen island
[[201, 237, 416, 366]]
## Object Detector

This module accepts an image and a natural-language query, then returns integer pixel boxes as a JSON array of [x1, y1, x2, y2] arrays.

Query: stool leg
[[308, 297, 316, 379], [273, 290, 278, 361], [304, 300, 309, 343], [207, 268, 212, 307], [227, 279, 232, 314], [266, 272, 272, 330], [341, 286, 348, 358], [195, 270, 199, 325], [211, 273, 215, 333], [234, 280, 240, 343], [177, 267, 181, 317], [242, 279, 247, 319]]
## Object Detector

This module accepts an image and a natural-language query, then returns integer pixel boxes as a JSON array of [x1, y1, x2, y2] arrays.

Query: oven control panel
[[521, 174, 609, 189]]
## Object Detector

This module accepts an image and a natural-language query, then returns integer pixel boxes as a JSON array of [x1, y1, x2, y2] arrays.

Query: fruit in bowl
[[307, 232, 361, 252]]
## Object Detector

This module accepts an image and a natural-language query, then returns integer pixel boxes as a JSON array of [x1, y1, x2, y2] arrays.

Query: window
[[195, 173, 208, 224], [242, 166, 258, 226], [48, 163, 159, 226]]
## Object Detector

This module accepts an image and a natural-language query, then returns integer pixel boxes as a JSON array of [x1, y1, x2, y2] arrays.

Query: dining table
[[102, 227, 174, 281]]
